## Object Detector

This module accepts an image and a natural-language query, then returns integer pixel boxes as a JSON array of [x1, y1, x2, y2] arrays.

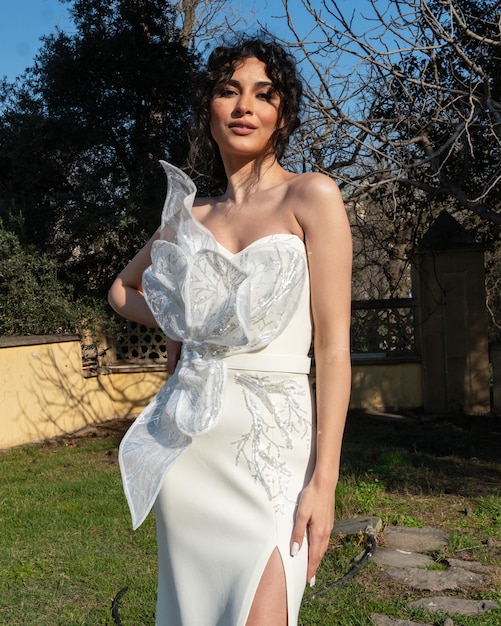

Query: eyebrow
[[225, 79, 275, 89]]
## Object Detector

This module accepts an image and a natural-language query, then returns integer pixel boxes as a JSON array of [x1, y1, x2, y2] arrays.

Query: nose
[[232, 93, 252, 117]]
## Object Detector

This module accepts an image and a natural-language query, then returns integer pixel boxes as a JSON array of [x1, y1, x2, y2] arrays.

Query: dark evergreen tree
[[0, 0, 200, 315]]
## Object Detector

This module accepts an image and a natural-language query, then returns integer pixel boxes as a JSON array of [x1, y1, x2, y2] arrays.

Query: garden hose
[[111, 526, 377, 623], [304, 525, 377, 601], [111, 586, 128, 626]]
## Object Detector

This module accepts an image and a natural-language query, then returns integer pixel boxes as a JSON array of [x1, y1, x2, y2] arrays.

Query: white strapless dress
[[119, 162, 314, 625]]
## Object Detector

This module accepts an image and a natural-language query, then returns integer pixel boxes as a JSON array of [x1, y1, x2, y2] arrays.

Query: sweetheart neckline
[[189, 206, 305, 257], [212, 233, 305, 257], [157, 161, 306, 257]]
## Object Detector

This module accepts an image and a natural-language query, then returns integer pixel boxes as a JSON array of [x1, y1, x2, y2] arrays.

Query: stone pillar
[[412, 211, 490, 415]]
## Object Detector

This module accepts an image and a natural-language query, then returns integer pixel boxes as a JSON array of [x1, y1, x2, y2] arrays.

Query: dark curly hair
[[186, 36, 303, 189]]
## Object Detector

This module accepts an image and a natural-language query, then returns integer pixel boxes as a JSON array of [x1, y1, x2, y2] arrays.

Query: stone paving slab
[[371, 614, 432, 626], [373, 547, 434, 568], [333, 516, 382, 536], [373, 525, 499, 623], [384, 526, 449, 553], [444, 557, 493, 574], [409, 596, 499, 615], [385, 565, 484, 591]]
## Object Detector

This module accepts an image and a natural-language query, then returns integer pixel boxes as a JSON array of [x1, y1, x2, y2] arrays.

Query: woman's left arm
[[290, 173, 352, 586]]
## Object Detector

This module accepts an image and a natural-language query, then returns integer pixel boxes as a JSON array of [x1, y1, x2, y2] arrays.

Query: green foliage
[[0, 435, 158, 625], [384, 513, 423, 527], [335, 477, 389, 518], [0, 227, 110, 336], [0, 0, 201, 321], [353, 480, 386, 513], [467, 495, 501, 525]]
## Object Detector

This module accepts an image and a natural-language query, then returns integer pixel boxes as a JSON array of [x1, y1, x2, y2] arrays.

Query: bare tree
[[278, 0, 499, 317], [282, 0, 500, 221], [174, 0, 256, 48]]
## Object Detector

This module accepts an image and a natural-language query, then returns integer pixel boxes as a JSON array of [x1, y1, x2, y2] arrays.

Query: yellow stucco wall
[[1, 338, 423, 448], [0, 338, 167, 448], [350, 360, 422, 411]]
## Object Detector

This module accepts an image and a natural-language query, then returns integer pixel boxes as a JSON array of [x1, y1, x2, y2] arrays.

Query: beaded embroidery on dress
[[119, 161, 308, 530], [233, 372, 311, 513]]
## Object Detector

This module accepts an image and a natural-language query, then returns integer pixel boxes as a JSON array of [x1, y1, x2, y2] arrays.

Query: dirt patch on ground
[[41, 417, 134, 447]]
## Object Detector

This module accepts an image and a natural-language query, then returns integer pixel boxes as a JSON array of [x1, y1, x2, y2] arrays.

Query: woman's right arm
[[108, 230, 160, 327], [108, 229, 183, 374]]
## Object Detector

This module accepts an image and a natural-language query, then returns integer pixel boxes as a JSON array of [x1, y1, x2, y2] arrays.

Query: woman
[[108, 37, 352, 626]]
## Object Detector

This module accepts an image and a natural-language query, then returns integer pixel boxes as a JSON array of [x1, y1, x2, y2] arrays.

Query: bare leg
[[245, 548, 287, 626]]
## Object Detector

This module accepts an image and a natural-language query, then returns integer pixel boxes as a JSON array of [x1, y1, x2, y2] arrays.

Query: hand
[[290, 481, 335, 586], [166, 338, 182, 375]]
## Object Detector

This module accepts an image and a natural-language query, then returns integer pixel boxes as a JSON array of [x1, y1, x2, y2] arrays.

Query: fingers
[[290, 508, 308, 558], [290, 488, 334, 587], [290, 515, 332, 587], [306, 522, 332, 586]]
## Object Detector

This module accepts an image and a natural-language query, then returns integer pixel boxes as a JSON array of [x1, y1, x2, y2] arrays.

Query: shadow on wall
[[349, 357, 422, 412], [3, 333, 427, 448], [0, 337, 167, 448]]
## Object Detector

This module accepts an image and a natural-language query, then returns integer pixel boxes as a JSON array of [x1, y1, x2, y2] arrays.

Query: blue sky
[[0, 0, 369, 82], [0, 0, 72, 81]]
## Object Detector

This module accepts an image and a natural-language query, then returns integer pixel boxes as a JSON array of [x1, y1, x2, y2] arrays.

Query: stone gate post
[[412, 211, 490, 415]]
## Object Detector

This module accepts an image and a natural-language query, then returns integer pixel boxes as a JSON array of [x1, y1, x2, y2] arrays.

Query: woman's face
[[209, 57, 281, 161]]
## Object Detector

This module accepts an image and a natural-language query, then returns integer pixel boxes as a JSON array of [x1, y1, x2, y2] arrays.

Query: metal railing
[[351, 298, 418, 355], [89, 298, 419, 373]]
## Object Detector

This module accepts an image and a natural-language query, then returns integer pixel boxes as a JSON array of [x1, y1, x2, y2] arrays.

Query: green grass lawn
[[1, 412, 500, 625], [0, 433, 156, 625]]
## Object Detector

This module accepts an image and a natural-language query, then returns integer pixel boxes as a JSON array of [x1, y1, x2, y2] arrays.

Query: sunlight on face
[[209, 57, 281, 161]]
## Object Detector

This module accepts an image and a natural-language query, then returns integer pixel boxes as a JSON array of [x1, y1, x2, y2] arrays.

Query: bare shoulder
[[285, 171, 347, 234], [288, 170, 340, 193]]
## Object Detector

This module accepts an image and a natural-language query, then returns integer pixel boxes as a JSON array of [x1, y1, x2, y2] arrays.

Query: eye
[[214, 83, 238, 98], [257, 89, 278, 103]]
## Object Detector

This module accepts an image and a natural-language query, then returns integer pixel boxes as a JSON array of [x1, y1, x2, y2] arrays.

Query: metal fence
[[96, 298, 418, 371], [351, 298, 417, 355]]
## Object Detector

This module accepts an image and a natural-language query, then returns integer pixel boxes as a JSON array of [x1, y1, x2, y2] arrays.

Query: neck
[[221, 155, 285, 203]]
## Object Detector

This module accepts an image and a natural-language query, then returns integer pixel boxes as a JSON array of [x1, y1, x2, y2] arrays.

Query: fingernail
[[309, 575, 316, 587], [291, 542, 299, 557]]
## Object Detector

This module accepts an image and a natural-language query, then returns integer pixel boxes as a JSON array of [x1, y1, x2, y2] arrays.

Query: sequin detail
[[119, 162, 308, 529], [232, 373, 311, 512]]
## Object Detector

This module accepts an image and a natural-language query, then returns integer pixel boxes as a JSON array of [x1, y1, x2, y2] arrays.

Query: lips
[[228, 121, 258, 135], [228, 121, 257, 136], [228, 121, 257, 130]]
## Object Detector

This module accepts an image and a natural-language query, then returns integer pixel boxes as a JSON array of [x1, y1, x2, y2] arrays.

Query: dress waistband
[[222, 353, 311, 374]]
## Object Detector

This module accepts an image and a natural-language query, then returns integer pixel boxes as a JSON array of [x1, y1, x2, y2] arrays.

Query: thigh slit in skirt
[[154, 365, 315, 626]]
